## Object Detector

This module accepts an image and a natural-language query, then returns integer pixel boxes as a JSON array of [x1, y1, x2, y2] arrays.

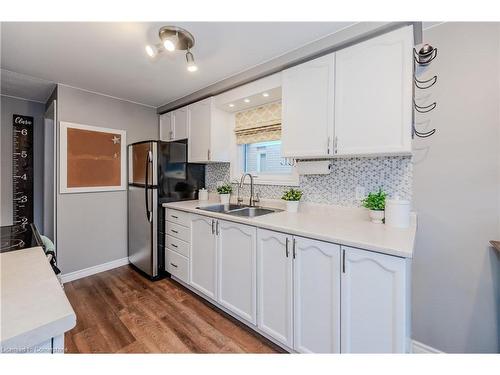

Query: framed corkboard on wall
[[60, 122, 127, 193]]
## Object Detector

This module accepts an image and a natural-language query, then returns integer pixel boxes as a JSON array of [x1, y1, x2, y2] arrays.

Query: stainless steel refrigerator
[[127, 140, 205, 279]]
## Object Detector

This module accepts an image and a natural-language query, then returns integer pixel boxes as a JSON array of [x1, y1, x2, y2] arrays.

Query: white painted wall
[[412, 22, 500, 353], [56, 85, 158, 274]]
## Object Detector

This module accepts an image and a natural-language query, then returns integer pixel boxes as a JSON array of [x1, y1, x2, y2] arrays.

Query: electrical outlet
[[355, 186, 366, 201]]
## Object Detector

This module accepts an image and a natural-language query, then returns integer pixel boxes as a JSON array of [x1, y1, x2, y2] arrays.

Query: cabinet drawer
[[165, 249, 189, 283], [166, 235, 190, 257], [166, 222, 190, 242], [165, 208, 190, 227]]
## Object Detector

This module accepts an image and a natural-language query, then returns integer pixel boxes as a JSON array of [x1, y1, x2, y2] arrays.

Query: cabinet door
[[173, 107, 189, 140], [281, 54, 334, 158], [341, 246, 408, 353], [190, 214, 217, 300], [293, 236, 340, 353], [159, 112, 174, 141], [256, 229, 293, 347], [188, 99, 211, 162], [217, 220, 257, 324], [334, 26, 413, 155]]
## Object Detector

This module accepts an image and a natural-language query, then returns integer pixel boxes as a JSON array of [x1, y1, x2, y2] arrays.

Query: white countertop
[[163, 199, 416, 258], [0, 247, 76, 352]]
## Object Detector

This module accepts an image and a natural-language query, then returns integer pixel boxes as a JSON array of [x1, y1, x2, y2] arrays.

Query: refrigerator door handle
[[145, 150, 153, 222]]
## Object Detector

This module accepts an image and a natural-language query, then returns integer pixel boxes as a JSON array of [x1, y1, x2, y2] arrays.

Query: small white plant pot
[[369, 209, 385, 224], [286, 200, 300, 213], [219, 194, 230, 205]]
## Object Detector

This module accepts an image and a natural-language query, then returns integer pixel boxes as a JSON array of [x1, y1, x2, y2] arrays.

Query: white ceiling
[[0, 69, 56, 103], [0, 22, 355, 107]]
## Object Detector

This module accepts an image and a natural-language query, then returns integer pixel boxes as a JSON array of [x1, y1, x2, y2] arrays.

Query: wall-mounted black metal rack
[[413, 44, 438, 138]]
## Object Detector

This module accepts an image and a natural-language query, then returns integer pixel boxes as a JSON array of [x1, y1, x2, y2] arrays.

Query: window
[[232, 140, 298, 186], [244, 141, 291, 175], [231, 101, 299, 185]]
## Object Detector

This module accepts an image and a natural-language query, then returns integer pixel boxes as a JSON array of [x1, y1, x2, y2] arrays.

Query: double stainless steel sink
[[196, 204, 281, 218]]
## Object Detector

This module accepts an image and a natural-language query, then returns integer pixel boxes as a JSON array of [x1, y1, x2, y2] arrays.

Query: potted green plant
[[281, 188, 303, 213], [362, 188, 387, 224], [217, 184, 233, 204]]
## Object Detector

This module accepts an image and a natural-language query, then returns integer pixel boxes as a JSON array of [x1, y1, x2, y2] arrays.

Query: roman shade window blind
[[234, 101, 282, 144]]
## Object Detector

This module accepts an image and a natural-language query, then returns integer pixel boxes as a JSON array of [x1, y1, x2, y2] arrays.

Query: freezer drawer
[[128, 185, 158, 277]]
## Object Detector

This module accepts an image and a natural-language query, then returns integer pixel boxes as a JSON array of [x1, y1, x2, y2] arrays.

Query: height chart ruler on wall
[[12, 114, 34, 226]]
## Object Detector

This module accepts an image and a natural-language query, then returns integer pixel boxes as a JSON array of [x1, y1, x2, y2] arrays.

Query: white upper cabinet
[[160, 107, 189, 142], [341, 246, 409, 353], [188, 97, 231, 163], [159, 111, 174, 141], [173, 107, 189, 140], [334, 26, 413, 156], [256, 229, 293, 348], [293, 236, 341, 353], [189, 214, 217, 300], [217, 220, 257, 324], [281, 54, 335, 158]]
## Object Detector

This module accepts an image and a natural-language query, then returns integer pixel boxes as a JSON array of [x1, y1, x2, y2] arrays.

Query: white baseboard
[[412, 340, 443, 353], [60, 257, 129, 284]]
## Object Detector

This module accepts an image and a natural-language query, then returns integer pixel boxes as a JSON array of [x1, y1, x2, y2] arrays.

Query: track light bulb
[[186, 51, 198, 72], [163, 32, 178, 52], [145, 45, 156, 58]]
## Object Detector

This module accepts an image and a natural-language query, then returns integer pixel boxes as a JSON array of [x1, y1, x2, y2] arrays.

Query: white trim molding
[[412, 340, 443, 354], [61, 257, 129, 284]]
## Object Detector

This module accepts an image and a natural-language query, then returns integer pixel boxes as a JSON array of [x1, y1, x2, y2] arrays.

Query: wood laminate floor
[[64, 265, 283, 353]]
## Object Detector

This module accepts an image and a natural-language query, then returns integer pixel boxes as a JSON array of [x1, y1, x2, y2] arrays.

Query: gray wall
[[1, 95, 45, 228], [56, 85, 158, 274], [412, 23, 500, 353]]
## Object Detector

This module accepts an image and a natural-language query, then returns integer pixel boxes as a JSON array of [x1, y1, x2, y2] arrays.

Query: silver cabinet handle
[[170, 262, 178, 268], [171, 229, 178, 234], [216, 220, 220, 235], [207, 149, 211, 161], [285, 237, 289, 258], [211, 219, 215, 234], [327, 136, 331, 155], [342, 249, 346, 273], [334, 136, 338, 154], [171, 244, 178, 248], [171, 215, 178, 219], [292, 238, 297, 259]]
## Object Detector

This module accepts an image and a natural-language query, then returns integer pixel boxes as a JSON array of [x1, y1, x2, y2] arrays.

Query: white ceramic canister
[[286, 201, 300, 213], [198, 188, 208, 201], [385, 198, 411, 228]]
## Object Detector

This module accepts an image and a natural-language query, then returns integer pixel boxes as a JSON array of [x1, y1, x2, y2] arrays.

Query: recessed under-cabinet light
[[228, 103, 235, 108], [244, 98, 250, 103], [262, 92, 269, 97]]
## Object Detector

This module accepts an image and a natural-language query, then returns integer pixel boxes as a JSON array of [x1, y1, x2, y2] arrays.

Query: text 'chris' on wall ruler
[[12, 114, 34, 226]]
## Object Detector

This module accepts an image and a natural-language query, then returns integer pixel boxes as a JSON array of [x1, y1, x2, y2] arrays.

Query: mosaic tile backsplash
[[205, 156, 412, 207]]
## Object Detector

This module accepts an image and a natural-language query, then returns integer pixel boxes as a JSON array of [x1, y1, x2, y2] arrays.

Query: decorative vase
[[369, 209, 385, 224], [286, 200, 300, 213], [219, 193, 230, 205]]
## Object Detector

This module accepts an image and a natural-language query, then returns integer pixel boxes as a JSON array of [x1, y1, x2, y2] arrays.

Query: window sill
[[230, 173, 300, 187]]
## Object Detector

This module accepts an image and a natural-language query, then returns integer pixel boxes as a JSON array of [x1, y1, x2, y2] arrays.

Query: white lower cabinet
[[217, 220, 257, 324], [256, 229, 293, 348], [188, 216, 410, 353], [189, 215, 257, 324], [341, 246, 409, 353], [293, 236, 341, 353], [189, 214, 217, 300]]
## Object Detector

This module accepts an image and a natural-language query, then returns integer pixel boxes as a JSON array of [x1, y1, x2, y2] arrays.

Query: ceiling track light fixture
[[145, 26, 198, 72]]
